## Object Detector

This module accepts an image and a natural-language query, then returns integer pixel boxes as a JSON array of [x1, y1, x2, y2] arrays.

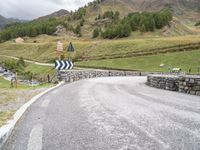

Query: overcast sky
[[0, 0, 94, 20]]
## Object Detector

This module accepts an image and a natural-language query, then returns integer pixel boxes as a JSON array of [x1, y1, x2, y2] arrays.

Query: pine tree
[[74, 25, 82, 37], [92, 28, 99, 38]]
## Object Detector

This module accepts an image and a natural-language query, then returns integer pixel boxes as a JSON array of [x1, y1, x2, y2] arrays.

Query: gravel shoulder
[[0, 88, 48, 127]]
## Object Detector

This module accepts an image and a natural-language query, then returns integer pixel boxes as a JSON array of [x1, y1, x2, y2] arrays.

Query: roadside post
[[56, 41, 63, 60], [47, 74, 50, 83], [15, 72, 18, 88], [10, 79, 14, 88], [67, 42, 75, 61]]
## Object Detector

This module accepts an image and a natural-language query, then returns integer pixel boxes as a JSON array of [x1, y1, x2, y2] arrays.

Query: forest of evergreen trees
[[101, 9, 172, 39], [0, 18, 60, 42]]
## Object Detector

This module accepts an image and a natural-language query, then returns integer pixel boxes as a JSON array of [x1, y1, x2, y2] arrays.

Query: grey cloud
[[0, 0, 93, 20], [47, 0, 69, 5]]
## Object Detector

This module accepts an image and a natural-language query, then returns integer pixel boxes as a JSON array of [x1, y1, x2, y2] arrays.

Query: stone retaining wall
[[57, 70, 142, 83], [147, 74, 200, 96], [179, 76, 200, 95]]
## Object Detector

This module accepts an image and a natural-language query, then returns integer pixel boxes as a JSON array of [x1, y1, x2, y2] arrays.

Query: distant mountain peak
[[0, 15, 23, 29], [36, 9, 70, 20]]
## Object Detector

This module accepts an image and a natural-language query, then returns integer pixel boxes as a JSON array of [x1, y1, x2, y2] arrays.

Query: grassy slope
[[76, 50, 200, 74], [25, 64, 55, 82], [0, 111, 14, 127], [1, 35, 200, 62]]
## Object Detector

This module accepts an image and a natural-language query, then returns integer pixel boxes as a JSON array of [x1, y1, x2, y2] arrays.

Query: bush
[[92, 28, 100, 38], [80, 19, 85, 26], [72, 8, 86, 20], [195, 21, 200, 26], [102, 22, 131, 39], [74, 25, 82, 37], [102, 11, 120, 20], [2, 58, 26, 74]]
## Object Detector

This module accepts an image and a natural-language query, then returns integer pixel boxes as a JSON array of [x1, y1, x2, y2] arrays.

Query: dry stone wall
[[179, 76, 200, 95], [147, 74, 200, 96], [57, 70, 141, 83]]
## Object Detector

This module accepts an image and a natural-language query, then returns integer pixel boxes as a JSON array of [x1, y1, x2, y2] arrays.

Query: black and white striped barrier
[[55, 60, 74, 70]]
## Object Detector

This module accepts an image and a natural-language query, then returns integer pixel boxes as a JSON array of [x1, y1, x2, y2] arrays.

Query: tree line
[[0, 18, 61, 42], [99, 9, 172, 39]]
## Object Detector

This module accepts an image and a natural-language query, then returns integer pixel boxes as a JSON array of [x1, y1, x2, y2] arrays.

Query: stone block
[[185, 78, 190, 82], [193, 86, 200, 91], [197, 81, 200, 86], [196, 91, 200, 96], [190, 90, 196, 95], [189, 79, 195, 84]]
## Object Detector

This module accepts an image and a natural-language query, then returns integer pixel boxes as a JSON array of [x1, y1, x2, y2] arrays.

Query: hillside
[[36, 9, 70, 20], [1, 0, 200, 40], [80, 0, 200, 37], [86, 0, 200, 17]]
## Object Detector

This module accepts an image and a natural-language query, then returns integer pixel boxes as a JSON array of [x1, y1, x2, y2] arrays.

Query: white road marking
[[27, 124, 43, 150], [41, 99, 51, 108]]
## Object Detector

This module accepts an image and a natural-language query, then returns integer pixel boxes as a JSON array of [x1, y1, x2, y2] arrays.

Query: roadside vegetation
[[0, 76, 53, 127], [0, 56, 55, 82], [0, 56, 54, 127]]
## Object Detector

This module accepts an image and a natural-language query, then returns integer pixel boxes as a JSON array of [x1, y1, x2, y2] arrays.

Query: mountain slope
[[1, 0, 200, 40], [0, 15, 22, 29], [86, 0, 200, 19], [78, 0, 200, 37], [36, 9, 70, 20], [0, 15, 12, 29]]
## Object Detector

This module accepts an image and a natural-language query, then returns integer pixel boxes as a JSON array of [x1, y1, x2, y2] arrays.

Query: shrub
[[92, 28, 100, 38]]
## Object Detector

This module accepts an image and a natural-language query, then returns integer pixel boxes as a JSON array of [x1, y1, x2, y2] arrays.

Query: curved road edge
[[0, 81, 65, 149]]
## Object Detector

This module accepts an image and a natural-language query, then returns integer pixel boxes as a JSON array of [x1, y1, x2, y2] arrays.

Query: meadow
[[0, 35, 200, 63], [76, 50, 200, 74]]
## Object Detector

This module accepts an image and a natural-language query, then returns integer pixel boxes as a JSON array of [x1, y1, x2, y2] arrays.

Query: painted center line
[[27, 124, 43, 150], [41, 99, 51, 108]]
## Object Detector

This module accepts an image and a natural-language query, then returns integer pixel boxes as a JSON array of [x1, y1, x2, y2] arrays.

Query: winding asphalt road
[[3, 77, 200, 150]]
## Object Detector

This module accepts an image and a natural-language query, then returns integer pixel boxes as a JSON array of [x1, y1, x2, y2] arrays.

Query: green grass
[[25, 64, 55, 82], [76, 50, 200, 74], [0, 76, 53, 127], [0, 55, 56, 82], [0, 111, 14, 127], [1, 35, 200, 63], [0, 77, 29, 89], [0, 77, 11, 88]]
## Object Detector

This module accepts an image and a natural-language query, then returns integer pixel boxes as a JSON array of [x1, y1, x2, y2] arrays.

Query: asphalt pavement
[[3, 77, 200, 150]]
